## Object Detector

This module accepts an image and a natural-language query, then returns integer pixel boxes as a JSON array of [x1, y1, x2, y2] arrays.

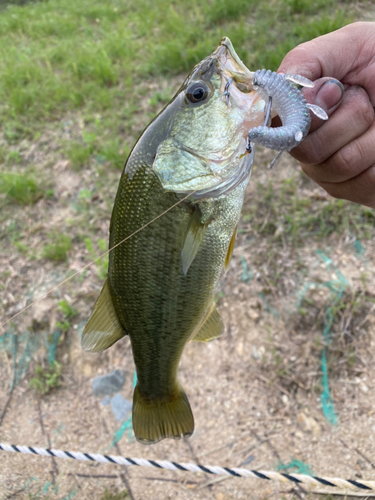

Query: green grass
[[84, 237, 109, 279], [0, 0, 355, 140], [100, 491, 128, 500], [29, 361, 62, 395], [65, 133, 129, 170], [58, 299, 78, 319], [43, 233, 72, 261], [0, 171, 44, 205], [66, 141, 94, 170]]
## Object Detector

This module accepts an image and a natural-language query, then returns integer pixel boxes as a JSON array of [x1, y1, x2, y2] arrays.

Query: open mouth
[[214, 37, 254, 92]]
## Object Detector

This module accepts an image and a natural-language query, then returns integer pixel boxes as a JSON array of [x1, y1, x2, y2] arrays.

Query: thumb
[[303, 77, 344, 132]]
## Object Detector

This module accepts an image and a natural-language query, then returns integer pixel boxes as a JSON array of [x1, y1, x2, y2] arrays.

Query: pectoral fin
[[192, 303, 224, 342], [224, 225, 237, 272], [181, 207, 209, 275], [81, 280, 126, 352]]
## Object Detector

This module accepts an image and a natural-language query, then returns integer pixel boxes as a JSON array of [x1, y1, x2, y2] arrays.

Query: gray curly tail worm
[[247, 69, 328, 153]]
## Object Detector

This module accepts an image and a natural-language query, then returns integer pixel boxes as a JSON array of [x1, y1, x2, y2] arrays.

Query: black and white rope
[[1, 443, 374, 492]]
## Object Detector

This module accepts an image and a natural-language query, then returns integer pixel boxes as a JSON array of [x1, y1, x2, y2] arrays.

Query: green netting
[[296, 250, 350, 426], [111, 371, 136, 446], [277, 459, 314, 476]]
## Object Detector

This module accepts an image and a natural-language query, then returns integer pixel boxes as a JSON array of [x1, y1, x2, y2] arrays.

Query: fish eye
[[186, 82, 209, 103]]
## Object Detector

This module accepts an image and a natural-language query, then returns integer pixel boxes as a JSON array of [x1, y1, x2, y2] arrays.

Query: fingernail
[[316, 79, 344, 112]]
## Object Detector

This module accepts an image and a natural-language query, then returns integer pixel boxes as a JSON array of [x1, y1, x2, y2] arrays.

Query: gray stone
[[92, 369, 126, 397], [110, 393, 132, 422]]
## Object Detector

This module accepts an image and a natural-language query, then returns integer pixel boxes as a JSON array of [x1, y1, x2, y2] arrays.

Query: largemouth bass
[[81, 38, 323, 444]]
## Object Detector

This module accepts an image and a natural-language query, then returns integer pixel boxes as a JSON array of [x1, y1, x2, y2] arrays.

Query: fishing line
[[1, 79, 271, 330], [0, 174, 226, 330]]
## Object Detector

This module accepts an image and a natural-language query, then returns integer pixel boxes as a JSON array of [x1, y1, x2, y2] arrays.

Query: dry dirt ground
[[1, 125, 375, 499]]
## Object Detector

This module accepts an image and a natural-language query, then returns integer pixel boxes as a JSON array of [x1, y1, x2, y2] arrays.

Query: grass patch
[[66, 141, 94, 170], [58, 299, 78, 319], [97, 138, 130, 170], [100, 491, 128, 500], [0, 0, 356, 140], [0, 171, 44, 205], [43, 233, 72, 262], [84, 237, 108, 279], [29, 361, 62, 395]]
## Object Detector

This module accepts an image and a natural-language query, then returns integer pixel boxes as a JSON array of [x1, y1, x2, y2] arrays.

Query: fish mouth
[[214, 37, 254, 90], [212, 37, 264, 137]]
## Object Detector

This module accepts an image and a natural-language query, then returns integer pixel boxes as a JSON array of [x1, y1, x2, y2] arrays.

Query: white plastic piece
[[285, 74, 314, 88], [307, 103, 329, 120], [294, 130, 303, 141]]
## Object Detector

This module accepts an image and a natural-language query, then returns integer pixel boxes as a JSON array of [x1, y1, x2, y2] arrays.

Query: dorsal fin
[[191, 303, 224, 342], [81, 280, 126, 352]]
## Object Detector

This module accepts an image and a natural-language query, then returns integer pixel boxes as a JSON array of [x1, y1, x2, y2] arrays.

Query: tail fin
[[132, 384, 194, 444]]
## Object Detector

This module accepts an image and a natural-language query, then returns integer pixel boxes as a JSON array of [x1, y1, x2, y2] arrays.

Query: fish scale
[[110, 162, 246, 395]]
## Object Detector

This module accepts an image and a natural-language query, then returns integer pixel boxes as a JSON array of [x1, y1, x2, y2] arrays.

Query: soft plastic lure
[[247, 69, 328, 168]]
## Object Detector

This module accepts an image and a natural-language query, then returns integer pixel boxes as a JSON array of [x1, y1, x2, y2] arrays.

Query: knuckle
[[301, 131, 327, 164], [358, 164, 375, 207], [319, 181, 341, 200], [332, 141, 361, 176], [348, 88, 374, 130], [278, 43, 320, 80], [327, 189, 341, 201], [321, 164, 375, 208]]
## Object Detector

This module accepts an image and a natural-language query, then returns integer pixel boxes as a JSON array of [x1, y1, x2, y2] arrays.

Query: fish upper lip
[[220, 37, 252, 76], [214, 37, 254, 91]]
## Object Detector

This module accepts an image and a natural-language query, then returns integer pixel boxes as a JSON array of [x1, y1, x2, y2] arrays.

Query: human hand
[[278, 22, 375, 208]]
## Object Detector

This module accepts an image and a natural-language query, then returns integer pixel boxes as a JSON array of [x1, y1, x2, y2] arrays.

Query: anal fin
[[81, 279, 126, 352], [191, 303, 224, 342]]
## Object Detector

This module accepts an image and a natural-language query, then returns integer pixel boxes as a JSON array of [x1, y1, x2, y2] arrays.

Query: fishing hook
[[223, 77, 233, 106], [246, 95, 273, 155]]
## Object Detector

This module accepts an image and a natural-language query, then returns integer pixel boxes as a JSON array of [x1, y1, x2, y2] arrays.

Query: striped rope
[[1, 443, 375, 492]]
